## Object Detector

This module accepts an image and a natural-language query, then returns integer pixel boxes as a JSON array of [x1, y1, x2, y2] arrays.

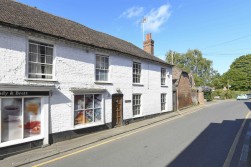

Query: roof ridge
[[0, 0, 170, 66], [12, 0, 141, 53]]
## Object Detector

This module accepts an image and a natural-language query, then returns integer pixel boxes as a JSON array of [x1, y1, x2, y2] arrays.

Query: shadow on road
[[166, 118, 250, 167], [244, 101, 251, 111]]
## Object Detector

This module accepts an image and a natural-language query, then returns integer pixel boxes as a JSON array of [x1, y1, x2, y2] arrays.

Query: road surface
[[32, 100, 251, 167]]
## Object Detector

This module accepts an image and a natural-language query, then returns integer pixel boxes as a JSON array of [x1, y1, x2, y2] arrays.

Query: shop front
[[0, 86, 52, 158]]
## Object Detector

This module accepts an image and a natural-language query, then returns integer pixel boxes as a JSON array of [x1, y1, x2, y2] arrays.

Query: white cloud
[[121, 7, 144, 18], [144, 4, 171, 32]]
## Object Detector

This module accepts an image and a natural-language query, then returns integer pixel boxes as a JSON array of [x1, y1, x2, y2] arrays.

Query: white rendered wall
[[0, 29, 27, 84], [0, 27, 172, 135]]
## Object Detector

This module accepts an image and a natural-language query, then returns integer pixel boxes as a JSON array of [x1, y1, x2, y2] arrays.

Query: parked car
[[236, 94, 249, 100], [246, 93, 251, 99]]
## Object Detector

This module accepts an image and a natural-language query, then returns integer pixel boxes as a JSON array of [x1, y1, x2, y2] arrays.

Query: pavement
[[0, 100, 237, 167]]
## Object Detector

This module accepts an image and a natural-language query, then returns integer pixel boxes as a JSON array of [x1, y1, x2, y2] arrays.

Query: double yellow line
[[33, 109, 201, 167], [36, 106, 249, 167]]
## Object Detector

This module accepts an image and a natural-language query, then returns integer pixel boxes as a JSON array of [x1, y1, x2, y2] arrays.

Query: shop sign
[[0, 91, 50, 97], [125, 100, 131, 103]]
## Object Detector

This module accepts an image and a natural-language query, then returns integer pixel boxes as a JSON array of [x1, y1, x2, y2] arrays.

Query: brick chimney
[[143, 33, 154, 56]]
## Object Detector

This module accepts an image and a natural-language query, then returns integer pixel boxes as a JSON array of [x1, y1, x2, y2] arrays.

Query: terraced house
[[0, 0, 173, 157]]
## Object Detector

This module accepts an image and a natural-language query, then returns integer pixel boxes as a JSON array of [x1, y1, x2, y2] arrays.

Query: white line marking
[[223, 111, 251, 167]]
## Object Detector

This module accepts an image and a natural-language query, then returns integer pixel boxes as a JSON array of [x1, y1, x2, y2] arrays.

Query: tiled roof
[[0, 0, 170, 65], [172, 66, 196, 87], [172, 66, 183, 80]]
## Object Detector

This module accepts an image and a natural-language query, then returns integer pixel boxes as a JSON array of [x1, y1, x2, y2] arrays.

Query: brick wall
[[177, 72, 193, 109]]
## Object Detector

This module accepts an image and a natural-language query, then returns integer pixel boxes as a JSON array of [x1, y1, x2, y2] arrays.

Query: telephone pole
[[171, 51, 175, 65]]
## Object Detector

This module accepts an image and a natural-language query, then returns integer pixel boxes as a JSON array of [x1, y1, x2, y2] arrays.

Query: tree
[[166, 49, 218, 87], [222, 54, 251, 91], [209, 70, 223, 89]]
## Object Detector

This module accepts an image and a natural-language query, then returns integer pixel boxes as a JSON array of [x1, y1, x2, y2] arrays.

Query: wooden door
[[173, 91, 177, 111], [112, 94, 123, 127]]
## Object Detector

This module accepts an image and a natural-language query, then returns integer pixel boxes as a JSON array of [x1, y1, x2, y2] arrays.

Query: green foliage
[[167, 50, 251, 91], [209, 71, 223, 89], [204, 91, 212, 101], [222, 54, 251, 91], [166, 49, 219, 87]]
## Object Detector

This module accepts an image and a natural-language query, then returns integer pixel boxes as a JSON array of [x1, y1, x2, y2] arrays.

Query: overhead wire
[[203, 34, 251, 49]]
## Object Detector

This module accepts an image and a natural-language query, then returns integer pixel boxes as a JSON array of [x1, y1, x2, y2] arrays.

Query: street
[[31, 100, 251, 167]]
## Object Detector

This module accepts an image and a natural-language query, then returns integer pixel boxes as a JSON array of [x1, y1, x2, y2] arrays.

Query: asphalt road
[[33, 100, 251, 167]]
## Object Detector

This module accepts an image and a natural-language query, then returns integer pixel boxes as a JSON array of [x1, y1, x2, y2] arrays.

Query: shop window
[[28, 41, 53, 79], [74, 94, 102, 126], [1, 97, 41, 143]]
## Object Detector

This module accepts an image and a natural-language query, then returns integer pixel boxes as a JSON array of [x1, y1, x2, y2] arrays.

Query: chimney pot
[[146, 33, 152, 40]]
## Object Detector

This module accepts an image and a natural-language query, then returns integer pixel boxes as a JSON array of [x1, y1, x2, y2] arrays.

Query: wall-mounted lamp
[[116, 88, 122, 93]]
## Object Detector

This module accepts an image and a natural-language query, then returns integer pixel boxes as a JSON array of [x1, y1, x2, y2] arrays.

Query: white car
[[236, 94, 249, 100]]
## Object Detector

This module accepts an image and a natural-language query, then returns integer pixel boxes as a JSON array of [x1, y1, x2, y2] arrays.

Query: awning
[[70, 87, 107, 94]]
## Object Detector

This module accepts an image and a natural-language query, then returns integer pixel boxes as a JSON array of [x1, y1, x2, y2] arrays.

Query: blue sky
[[17, 0, 251, 74]]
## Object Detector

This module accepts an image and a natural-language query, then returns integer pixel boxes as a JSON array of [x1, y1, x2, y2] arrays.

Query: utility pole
[[171, 51, 175, 65]]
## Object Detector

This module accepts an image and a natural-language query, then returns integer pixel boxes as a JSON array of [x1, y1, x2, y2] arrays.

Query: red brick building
[[172, 67, 193, 110]]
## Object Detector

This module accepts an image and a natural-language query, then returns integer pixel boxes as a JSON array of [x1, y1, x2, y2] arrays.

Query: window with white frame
[[74, 94, 102, 126], [161, 94, 166, 111], [161, 68, 166, 85], [133, 94, 141, 116], [96, 55, 109, 81], [28, 41, 53, 79], [0, 97, 42, 143], [133, 62, 141, 83]]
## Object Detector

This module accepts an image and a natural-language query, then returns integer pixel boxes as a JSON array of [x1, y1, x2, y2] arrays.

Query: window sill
[[73, 121, 105, 130], [132, 83, 144, 86], [0, 136, 43, 148], [94, 81, 113, 85], [161, 85, 168, 87], [25, 78, 58, 82], [132, 114, 142, 118]]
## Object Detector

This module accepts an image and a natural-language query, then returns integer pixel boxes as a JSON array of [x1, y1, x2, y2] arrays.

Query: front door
[[173, 91, 177, 111], [112, 94, 123, 128]]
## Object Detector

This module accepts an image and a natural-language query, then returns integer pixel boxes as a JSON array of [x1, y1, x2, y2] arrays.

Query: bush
[[204, 91, 212, 101]]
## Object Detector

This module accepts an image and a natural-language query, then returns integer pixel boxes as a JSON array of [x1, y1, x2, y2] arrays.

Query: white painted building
[[0, 0, 172, 156]]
